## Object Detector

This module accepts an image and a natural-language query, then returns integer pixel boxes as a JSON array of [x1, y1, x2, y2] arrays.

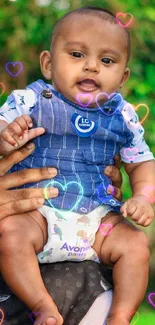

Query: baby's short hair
[[51, 6, 131, 63]]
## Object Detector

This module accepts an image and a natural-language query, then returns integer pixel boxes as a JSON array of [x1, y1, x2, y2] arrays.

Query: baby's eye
[[101, 58, 114, 64], [70, 52, 84, 58]]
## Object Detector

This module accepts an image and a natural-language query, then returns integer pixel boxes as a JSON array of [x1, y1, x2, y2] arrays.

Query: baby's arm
[[121, 160, 155, 226], [0, 115, 45, 156]]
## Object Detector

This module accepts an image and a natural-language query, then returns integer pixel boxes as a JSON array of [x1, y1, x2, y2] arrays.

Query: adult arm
[[0, 142, 58, 219]]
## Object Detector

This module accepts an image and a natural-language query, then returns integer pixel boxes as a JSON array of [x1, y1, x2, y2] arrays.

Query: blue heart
[[44, 180, 84, 212]]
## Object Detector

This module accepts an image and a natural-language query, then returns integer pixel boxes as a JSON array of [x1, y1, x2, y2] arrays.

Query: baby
[[0, 6, 155, 325]]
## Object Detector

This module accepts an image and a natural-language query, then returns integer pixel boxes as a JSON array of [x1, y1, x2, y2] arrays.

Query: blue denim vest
[[10, 79, 134, 213]]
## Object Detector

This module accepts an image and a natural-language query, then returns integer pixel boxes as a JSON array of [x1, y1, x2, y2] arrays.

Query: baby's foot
[[32, 296, 63, 325]]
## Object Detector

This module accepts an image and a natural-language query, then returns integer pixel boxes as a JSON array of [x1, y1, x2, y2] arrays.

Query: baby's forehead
[[51, 14, 128, 56]]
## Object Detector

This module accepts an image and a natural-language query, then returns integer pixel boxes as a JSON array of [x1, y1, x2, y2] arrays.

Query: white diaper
[[37, 205, 113, 264]]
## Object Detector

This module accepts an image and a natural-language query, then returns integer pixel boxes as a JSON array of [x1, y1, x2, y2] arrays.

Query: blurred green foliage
[[0, 0, 155, 321]]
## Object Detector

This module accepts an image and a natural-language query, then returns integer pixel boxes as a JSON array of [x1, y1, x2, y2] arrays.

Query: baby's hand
[[0, 115, 45, 154], [120, 195, 154, 227]]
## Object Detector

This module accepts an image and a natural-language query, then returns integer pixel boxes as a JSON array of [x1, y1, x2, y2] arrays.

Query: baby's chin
[[74, 95, 97, 108], [74, 93, 110, 109], [59, 89, 109, 109]]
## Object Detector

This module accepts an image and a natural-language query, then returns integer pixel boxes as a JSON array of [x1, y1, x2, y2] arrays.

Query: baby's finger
[[10, 127, 45, 148], [6, 121, 24, 141], [143, 219, 152, 227], [136, 214, 147, 226], [26, 127, 45, 141], [125, 201, 137, 216], [1, 129, 18, 147], [14, 115, 33, 133], [130, 208, 142, 221], [120, 202, 128, 217]]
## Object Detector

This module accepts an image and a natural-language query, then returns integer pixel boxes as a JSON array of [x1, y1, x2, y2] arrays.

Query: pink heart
[[99, 223, 113, 236], [123, 147, 138, 161], [142, 186, 155, 204], [0, 83, 5, 97], [116, 12, 133, 28], [76, 93, 93, 108], [29, 312, 44, 324], [148, 292, 155, 308]]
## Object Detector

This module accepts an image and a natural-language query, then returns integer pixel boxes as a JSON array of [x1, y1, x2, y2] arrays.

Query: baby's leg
[[0, 211, 63, 325], [92, 212, 150, 325]]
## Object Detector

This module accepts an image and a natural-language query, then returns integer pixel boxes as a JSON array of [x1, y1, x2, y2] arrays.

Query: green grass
[[131, 275, 155, 325], [131, 305, 155, 324]]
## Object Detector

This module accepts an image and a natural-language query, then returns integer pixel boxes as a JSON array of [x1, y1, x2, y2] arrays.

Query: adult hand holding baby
[[105, 154, 123, 201], [0, 142, 58, 219]]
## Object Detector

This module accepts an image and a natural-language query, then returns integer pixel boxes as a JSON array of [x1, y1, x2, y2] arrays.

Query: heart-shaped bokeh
[[99, 223, 113, 236], [123, 103, 149, 127], [44, 180, 83, 212], [130, 312, 140, 325], [0, 309, 4, 325], [135, 104, 149, 125], [0, 83, 5, 97], [96, 92, 122, 116], [142, 185, 155, 204], [5, 62, 23, 77], [29, 311, 44, 324], [116, 12, 133, 28], [76, 93, 93, 108], [148, 292, 155, 308], [123, 147, 138, 161]]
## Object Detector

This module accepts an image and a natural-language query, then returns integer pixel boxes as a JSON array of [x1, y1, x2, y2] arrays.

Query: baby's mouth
[[77, 79, 99, 92]]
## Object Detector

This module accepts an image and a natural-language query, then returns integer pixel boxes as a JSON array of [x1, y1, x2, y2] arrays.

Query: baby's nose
[[83, 58, 100, 73]]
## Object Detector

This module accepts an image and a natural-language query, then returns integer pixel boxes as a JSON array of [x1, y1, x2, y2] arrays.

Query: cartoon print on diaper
[[38, 248, 53, 260], [77, 215, 90, 226], [55, 211, 67, 221], [53, 224, 63, 241], [76, 230, 99, 262], [76, 230, 89, 245]]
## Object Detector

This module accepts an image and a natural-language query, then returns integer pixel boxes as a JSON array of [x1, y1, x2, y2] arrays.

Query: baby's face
[[41, 15, 130, 107]]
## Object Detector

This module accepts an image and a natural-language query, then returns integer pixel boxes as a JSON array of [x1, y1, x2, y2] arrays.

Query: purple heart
[[29, 311, 44, 324], [148, 293, 155, 308], [5, 61, 23, 77], [96, 92, 121, 116]]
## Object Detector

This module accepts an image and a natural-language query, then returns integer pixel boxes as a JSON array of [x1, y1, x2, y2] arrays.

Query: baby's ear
[[120, 67, 130, 88], [40, 51, 52, 80]]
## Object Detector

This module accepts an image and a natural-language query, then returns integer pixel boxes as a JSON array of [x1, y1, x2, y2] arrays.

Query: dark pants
[[0, 261, 112, 325]]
